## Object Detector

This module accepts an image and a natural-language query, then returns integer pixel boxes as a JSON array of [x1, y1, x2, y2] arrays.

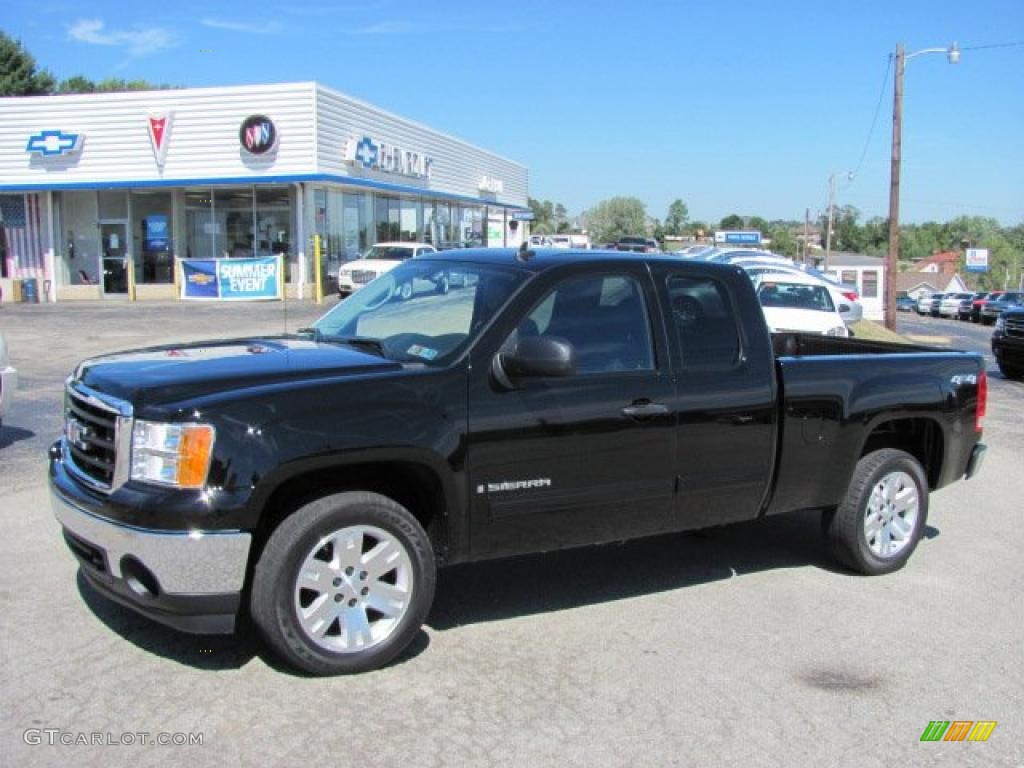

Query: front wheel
[[823, 448, 928, 575], [398, 281, 414, 301], [251, 492, 436, 675]]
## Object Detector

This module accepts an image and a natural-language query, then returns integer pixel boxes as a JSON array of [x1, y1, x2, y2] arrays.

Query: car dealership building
[[0, 82, 529, 302]]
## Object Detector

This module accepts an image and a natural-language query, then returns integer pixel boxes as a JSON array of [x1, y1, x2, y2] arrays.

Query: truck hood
[[74, 336, 403, 407]]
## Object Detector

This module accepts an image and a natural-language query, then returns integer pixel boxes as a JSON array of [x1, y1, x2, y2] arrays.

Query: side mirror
[[494, 336, 576, 386], [839, 304, 851, 313]]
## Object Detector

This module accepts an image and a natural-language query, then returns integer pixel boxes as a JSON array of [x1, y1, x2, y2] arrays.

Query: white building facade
[[0, 82, 529, 301]]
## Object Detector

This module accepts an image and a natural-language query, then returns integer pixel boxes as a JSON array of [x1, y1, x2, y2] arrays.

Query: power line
[[960, 40, 1024, 51], [851, 54, 893, 181]]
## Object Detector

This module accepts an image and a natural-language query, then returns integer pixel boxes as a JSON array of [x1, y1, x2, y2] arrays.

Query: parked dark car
[[992, 307, 1024, 380], [49, 250, 987, 675], [957, 292, 987, 321], [615, 236, 660, 253], [928, 293, 947, 317], [981, 291, 1024, 325], [896, 295, 916, 312], [971, 290, 1005, 323]]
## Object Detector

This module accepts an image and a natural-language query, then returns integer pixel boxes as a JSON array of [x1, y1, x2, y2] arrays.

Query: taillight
[[975, 370, 987, 433], [841, 290, 859, 302]]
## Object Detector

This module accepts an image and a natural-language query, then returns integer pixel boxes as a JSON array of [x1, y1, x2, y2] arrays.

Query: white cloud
[[200, 18, 284, 35], [352, 21, 415, 35], [67, 18, 177, 57]]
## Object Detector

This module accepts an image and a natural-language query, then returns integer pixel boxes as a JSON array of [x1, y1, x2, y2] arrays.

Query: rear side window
[[513, 274, 654, 374], [666, 276, 741, 368]]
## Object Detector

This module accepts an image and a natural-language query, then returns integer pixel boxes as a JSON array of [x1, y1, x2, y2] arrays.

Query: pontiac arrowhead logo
[[147, 112, 173, 169]]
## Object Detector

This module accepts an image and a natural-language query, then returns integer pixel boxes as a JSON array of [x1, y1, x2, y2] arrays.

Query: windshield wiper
[[334, 336, 389, 357]]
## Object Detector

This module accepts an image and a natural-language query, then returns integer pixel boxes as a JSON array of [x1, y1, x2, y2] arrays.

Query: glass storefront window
[[375, 196, 400, 242], [184, 185, 293, 260], [400, 198, 420, 241], [131, 190, 174, 283], [255, 186, 292, 257], [343, 192, 372, 256], [458, 205, 484, 247]]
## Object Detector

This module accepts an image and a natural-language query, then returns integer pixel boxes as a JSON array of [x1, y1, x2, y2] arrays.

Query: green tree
[[767, 225, 798, 257], [665, 199, 689, 236], [586, 197, 648, 243], [688, 220, 708, 238], [56, 75, 97, 94], [0, 31, 55, 95], [719, 214, 744, 230], [746, 216, 768, 235]]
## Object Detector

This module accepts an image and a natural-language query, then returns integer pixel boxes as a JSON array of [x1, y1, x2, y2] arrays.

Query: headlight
[[131, 420, 215, 488], [825, 325, 849, 337], [994, 315, 1006, 332]]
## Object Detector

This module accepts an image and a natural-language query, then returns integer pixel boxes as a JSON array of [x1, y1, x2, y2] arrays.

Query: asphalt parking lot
[[1, 301, 1021, 767]]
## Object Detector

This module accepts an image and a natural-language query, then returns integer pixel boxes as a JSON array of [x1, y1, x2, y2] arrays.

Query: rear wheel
[[998, 361, 1024, 380], [398, 281, 413, 301], [251, 491, 436, 675], [823, 448, 928, 575]]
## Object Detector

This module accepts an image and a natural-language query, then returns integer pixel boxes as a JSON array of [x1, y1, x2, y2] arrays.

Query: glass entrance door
[[99, 221, 129, 296]]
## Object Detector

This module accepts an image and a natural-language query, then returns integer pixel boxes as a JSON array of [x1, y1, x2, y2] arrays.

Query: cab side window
[[666, 276, 741, 368], [510, 274, 655, 374]]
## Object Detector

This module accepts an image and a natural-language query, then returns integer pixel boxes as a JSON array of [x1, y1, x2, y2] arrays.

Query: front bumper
[[0, 364, 17, 419], [52, 487, 251, 634]]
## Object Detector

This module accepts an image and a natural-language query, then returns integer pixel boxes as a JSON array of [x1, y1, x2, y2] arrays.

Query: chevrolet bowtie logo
[[26, 130, 84, 157]]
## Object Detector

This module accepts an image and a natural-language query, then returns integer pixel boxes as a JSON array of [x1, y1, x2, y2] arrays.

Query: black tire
[[398, 282, 413, 301], [823, 448, 929, 575], [998, 361, 1024, 380], [251, 491, 436, 675], [436, 274, 450, 295]]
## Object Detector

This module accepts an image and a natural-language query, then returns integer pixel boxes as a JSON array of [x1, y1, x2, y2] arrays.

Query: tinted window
[[667, 276, 741, 367], [758, 282, 835, 312], [511, 274, 654, 374]]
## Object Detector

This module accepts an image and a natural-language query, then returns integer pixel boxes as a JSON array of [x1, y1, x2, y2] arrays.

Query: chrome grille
[[1006, 317, 1024, 338], [64, 382, 132, 493], [351, 270, 376, 285]]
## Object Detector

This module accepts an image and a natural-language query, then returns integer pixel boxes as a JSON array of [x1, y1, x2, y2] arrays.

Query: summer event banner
[[180, 257, 282, 301]]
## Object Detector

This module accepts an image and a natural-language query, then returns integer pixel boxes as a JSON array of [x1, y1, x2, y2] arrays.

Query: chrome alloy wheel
[[864, 471, 919, 558], [293, 525, 414, 653]]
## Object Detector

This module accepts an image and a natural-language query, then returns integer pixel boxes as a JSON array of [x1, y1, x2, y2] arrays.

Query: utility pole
[[885, 40, 959, 331], [885, 43, 905, 331], [803, 207, 810, 264], [825, 176, 837, 270], [824, 171, 852, 272]]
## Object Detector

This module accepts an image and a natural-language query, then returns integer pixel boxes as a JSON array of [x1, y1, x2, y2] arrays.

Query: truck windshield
[[311, 260, 527, 364]]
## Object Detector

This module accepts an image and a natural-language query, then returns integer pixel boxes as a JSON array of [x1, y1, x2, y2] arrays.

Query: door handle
[[622, 401, 670, 419]]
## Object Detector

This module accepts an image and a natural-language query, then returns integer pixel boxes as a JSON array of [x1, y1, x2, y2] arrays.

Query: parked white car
[[0, 332, 17, 433], [337, 242, 437, 299], [915, 293, 933, 315], [740, 261, 863, 326], [752, 272, 849, 337], [938, 292, 974, 318]]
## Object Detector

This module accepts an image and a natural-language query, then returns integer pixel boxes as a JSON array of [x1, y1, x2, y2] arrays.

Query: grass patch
[[850, 320, 911, 344]]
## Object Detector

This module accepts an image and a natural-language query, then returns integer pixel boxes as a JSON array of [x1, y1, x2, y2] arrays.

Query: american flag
[[1, 194, 45, 280]]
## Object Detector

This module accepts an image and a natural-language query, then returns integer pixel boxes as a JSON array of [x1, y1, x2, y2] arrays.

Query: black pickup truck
[[50, 249, 987, 675]]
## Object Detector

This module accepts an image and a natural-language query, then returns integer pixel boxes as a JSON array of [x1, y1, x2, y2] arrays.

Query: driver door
[[465, 265, 678, 559]]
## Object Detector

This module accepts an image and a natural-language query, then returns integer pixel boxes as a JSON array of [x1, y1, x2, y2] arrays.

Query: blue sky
[[3, 0, 1022, 225]]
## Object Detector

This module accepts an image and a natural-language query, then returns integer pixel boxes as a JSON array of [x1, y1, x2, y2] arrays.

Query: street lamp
[[885, 41, 960, 330], [824, 170, 854, 271]]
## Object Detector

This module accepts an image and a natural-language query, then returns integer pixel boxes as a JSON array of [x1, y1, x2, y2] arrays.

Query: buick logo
[[239, 115, 277, 155], [66, 418, 91, 451]]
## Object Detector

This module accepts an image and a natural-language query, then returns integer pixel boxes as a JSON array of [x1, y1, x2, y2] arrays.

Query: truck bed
[[771, 332, 937, 358]]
